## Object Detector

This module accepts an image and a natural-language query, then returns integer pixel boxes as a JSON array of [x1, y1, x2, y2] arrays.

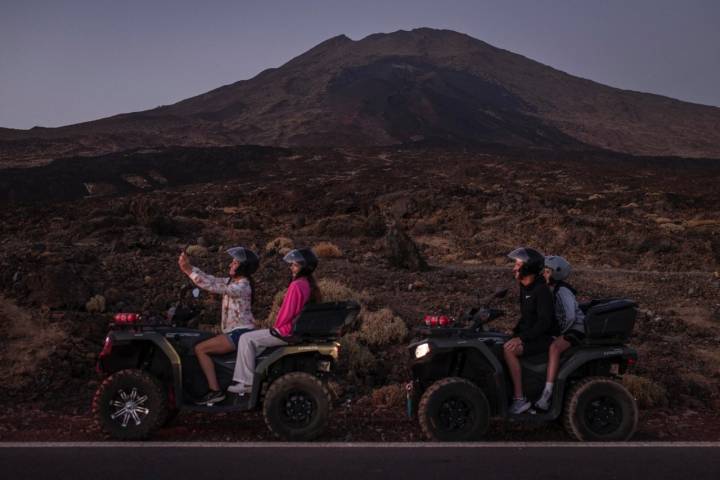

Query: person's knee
[[195, 342, 207, 355], [238, 334, 252, 349]]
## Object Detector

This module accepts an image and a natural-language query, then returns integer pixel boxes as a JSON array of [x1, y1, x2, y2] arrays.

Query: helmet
[[544, 255, 571, 281], [226, 246, 259, 275], [507, 247, 544, 277], [283, 247, 318, 274]]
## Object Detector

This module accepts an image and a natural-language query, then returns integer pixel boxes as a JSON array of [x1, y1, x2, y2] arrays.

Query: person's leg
[[546, 337, 571, 384], [231, 330, 287, 391], [504, 347, 524, 398], [195, 335, 235, 391], [505, 344, 531, 414], [536, 337, 571, 409]]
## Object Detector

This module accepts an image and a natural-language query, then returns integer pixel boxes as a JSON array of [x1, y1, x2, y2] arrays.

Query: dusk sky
[[1, 0, 719, 129]]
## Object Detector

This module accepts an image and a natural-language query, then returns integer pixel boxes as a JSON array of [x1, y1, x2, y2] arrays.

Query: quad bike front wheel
[[92, 369, 168, 440], [563, 376, 638, 441], [418, 377, 491, 441], [263, 372, 331, 441]]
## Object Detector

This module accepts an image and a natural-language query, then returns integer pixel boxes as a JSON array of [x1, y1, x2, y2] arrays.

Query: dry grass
[[313, 241, 343, 258], [85, 294, 106, 313], [358, 308, 408, 346], [265, 237, 294, 253], [261, 288, 287, 329], [370, 384, 407, 410], [622, 374, 668, 408], [317, 278, 369, 304], [0, 296, 66, 389], [339, 332, 375, 375], [185, 245, 209, 257]]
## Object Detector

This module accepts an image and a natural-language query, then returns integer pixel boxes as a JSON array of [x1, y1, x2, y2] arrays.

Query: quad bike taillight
[[113, 312, 140, 324], [423, 315, 452, 327]]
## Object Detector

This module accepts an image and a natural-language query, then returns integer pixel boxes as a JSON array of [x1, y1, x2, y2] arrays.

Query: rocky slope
[[1, 145, 719, 440]]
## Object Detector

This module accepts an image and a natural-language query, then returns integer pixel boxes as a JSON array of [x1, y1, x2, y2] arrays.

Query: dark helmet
[[283, 247, 318, 274], [226, 246, 260, 275], [507, 247, 544, 277]]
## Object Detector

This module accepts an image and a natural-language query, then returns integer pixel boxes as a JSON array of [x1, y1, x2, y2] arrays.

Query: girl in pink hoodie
[[228, 248, 321, 396]]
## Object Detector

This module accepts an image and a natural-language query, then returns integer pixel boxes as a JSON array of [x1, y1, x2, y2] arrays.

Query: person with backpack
[[534, 255, 586, 411]]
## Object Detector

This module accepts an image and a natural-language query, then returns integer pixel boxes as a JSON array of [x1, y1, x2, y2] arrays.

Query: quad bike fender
[[410, 338, 508, 416], [557, 345, 637, 382], [102, 331, 184, 406], [250, 342, 339, 405]]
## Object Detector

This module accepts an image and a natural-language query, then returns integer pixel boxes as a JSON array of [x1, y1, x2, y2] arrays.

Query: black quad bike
[[407, 289, 639, 441], [93, 300, 360, 440]]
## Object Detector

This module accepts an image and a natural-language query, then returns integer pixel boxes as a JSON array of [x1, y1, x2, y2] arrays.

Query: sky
[[1, 0, 719, 129]]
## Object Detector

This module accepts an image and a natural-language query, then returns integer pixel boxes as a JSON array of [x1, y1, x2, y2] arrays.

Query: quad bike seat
[[271, 301, 361, 344]]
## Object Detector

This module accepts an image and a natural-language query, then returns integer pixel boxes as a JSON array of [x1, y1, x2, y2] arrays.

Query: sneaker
[[227, 382, 252, 394], [195, 390, 226, 406], [534, 396, 551, 411], [509, 397, 531, 414]]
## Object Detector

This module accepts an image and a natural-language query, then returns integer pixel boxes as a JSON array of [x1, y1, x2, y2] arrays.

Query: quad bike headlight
[[414, 343, 431, 359]]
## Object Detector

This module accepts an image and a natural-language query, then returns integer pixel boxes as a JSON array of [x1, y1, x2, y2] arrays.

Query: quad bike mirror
[[192, 288, 200, 299]]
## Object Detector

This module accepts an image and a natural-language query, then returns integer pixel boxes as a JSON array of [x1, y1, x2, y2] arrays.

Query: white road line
[[1, 442, 719, 448]]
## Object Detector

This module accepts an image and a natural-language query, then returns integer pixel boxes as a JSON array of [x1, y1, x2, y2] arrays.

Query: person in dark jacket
[[504, 247, 557, 414]]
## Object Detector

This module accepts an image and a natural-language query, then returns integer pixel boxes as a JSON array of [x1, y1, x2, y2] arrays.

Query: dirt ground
[[1, 146, 719, 441]]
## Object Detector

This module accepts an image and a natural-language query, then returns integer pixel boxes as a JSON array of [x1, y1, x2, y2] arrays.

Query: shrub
[[622, 374, 668, 408], [339, 333, 375, 375], [317, 278, 369, 304], [261, 288, 287, 329], [185, 245, 209, 257], [265, 237, 293, 253], [85, 295, 106, 313], [313, 241, 343, 258], [370, 384, 406, 410], [358, 308, 408, 346]]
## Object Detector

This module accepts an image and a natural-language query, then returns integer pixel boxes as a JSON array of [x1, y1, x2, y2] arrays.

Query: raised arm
[[178, 252, 247, 297]]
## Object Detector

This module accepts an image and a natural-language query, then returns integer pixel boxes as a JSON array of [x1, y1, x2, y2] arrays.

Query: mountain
[[2, 28, 720, 167]]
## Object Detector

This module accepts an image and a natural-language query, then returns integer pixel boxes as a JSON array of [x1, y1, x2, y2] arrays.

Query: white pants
[[232, 329, 287, 386]]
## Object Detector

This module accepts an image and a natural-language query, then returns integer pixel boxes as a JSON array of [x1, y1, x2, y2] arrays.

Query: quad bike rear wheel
[[418, 377, 491, 441], [263, 372, 331, 441], [92, 369, 168, 440], [563, 376, 638, 441]]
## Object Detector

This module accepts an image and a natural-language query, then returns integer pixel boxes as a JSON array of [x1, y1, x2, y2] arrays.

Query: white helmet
[[544, 255, 571, 281]]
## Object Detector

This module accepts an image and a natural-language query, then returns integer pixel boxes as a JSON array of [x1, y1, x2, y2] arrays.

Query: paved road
[[2, 442, 719, 480]]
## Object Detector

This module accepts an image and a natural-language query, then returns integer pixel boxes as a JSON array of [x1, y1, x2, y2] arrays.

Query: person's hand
[[178, 252, 193, 276], [503, 336, 523, 354]]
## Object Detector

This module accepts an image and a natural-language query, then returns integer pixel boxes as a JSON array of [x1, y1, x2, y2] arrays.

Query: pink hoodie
[[273, 277, 311, 337]]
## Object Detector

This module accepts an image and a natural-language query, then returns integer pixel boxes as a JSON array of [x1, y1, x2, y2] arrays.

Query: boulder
[[384, 222, 428, 271]]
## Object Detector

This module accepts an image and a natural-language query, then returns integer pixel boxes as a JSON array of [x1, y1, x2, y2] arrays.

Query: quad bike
[[93, 296, 360, 441], [407, 289, 639, 441]]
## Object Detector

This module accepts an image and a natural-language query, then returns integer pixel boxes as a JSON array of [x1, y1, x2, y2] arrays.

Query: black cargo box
[[581, 298, 637, 343], [291, 301, 361, 339]]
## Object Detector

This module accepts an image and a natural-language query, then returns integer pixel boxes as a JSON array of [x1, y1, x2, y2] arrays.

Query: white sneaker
[[227, 383, 251, 394], [509, 397, 531, 414], [534, 396, 551, 411]]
